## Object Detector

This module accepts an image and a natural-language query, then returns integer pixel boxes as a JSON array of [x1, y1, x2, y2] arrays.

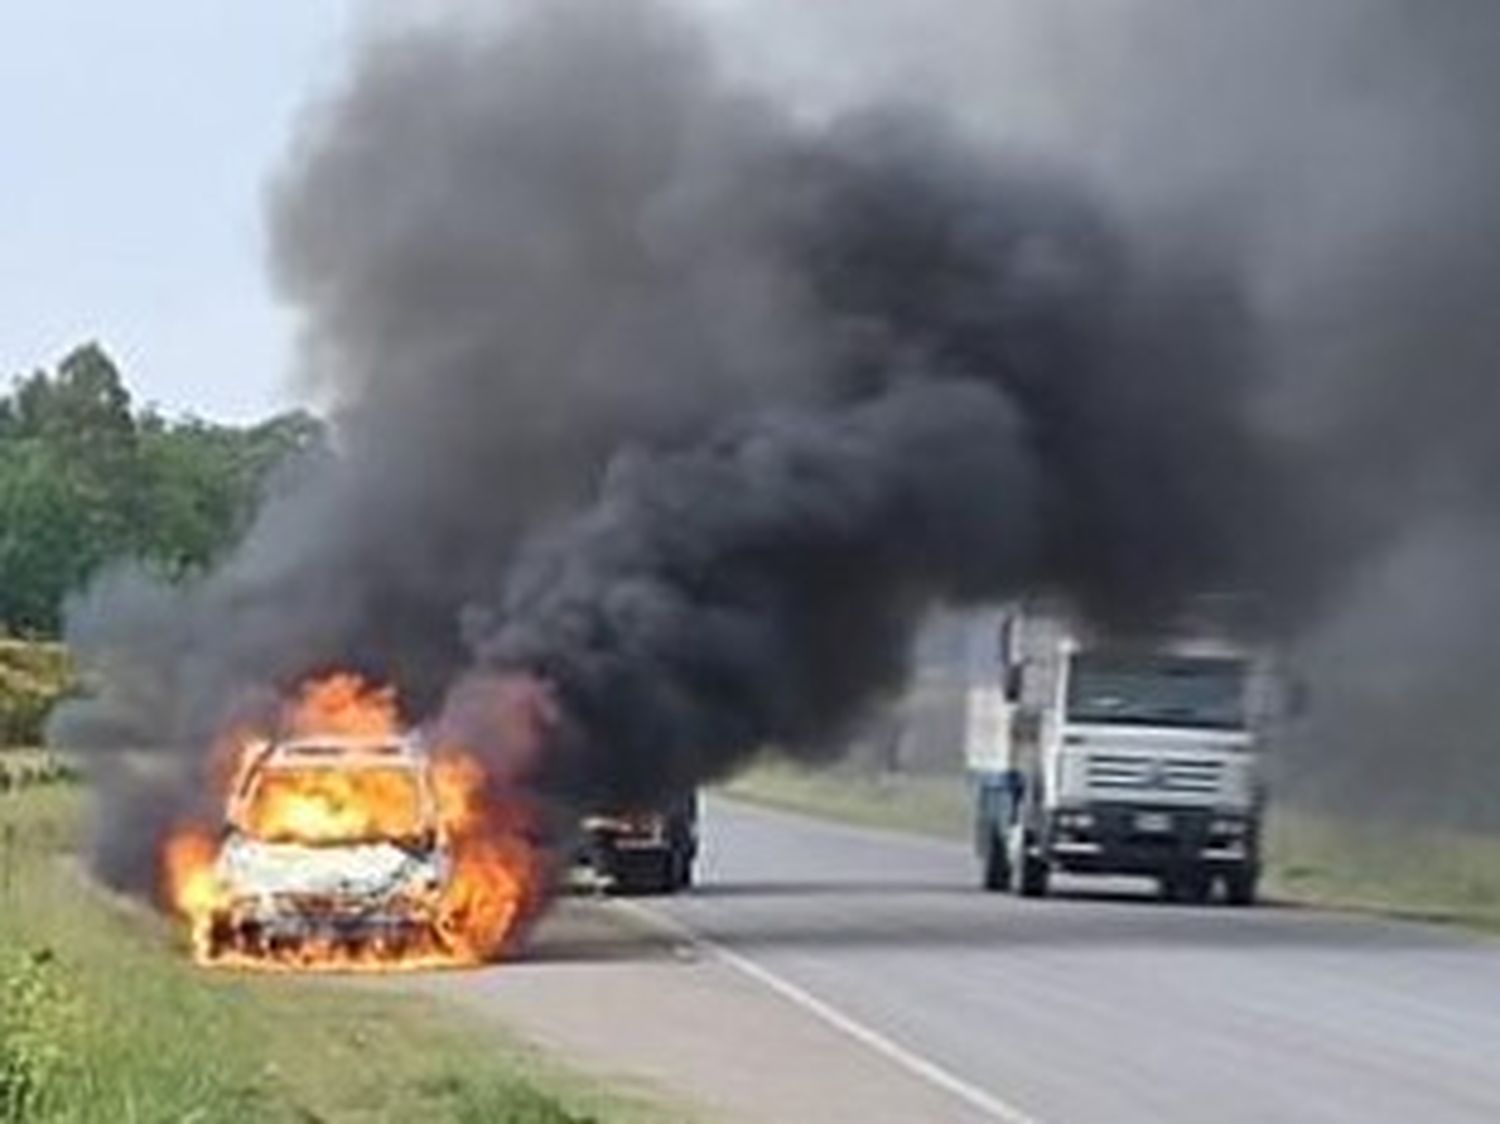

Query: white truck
[[966, 603, 1288, 905]]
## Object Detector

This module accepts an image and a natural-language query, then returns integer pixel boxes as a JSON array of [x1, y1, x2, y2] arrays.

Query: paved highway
[[437, 798, 1500, 1123]]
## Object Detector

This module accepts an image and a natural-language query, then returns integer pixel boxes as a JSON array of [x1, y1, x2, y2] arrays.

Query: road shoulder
[[422, 896, 1007, 1124]]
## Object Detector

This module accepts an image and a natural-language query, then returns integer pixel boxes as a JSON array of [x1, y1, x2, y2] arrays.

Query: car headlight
[[1211, 817, 1248, 837]]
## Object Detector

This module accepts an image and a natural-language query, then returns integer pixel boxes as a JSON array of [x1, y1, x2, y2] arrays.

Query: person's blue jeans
[[973, 769, 1024, 852]]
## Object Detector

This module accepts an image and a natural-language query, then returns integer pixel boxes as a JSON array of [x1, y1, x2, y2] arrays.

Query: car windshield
[[1066, 653, 1248, 731], [235, 764, 428, 846]]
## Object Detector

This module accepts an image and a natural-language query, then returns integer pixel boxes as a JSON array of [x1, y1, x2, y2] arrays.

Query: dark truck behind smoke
[[577, 791, 698, 895]]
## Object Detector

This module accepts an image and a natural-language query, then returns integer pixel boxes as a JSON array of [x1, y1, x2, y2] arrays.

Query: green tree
[[131, 409, 323, 577], [9, 344, 134, 447], [0, 441, 105, 634], [0, 344, 325, 635]]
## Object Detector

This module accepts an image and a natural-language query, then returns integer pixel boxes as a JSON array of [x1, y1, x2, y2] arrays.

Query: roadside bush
[[0, 643, 71, 749], [0, 757, 80, 797], [0, 949, 75, 1122]]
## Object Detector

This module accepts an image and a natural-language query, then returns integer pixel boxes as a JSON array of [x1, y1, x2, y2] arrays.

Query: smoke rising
[[51, 0, 1500, 896], [728, 0, 1500, 824], [468, 107, 1306, 806]]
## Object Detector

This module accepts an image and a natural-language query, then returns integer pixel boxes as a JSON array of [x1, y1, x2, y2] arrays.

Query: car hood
[[216, 836, 441, 899]]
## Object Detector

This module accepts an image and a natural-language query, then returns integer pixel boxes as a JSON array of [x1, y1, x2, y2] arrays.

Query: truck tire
[[1016, 852, 1049, 898], [1222, 865, 1259, 906], [671, 850, 694, 892], [981, 831, 1011, 892], [1009, 827, 1049, 898], [1161, 869, 1212, 904]]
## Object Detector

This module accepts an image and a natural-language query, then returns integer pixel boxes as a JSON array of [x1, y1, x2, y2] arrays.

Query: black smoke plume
[[52, 0, 1354, 892]]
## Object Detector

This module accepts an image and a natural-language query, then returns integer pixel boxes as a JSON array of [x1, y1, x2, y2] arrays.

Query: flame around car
[[160, 674, 544, 971]]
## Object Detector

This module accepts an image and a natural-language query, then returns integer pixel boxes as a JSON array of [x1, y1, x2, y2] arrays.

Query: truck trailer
[[966, 604, 1290, 904]]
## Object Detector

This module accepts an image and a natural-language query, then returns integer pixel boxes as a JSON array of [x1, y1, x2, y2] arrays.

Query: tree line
[[0, 343, 324, 637]]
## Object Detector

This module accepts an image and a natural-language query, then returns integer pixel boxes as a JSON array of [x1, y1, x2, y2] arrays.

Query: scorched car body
[[206, 733, 451, 958]]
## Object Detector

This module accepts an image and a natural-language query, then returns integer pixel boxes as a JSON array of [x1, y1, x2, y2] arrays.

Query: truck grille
[[1085, 753, 1223, 794]]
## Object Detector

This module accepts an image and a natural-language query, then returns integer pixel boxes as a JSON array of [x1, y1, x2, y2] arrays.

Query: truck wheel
[[1016, 851, 1050, 898], [1009, 828, 1049, 898], [1162, 870, 1212, 904], [671, 851, 694, 892], [1223, 866, 1259, 906], [981, 831, 1011, 892]]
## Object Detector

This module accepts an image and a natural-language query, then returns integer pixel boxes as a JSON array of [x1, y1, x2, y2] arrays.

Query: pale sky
[[0, 2, 352, 421], [0, 1, 804, 423], [0, 0, 1065, 424]]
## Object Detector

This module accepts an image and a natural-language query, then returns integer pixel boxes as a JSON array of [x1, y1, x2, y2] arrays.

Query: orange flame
[[286, 672, 400, 738], [236, 765, 428, 845], [159, 673, 544, 972]]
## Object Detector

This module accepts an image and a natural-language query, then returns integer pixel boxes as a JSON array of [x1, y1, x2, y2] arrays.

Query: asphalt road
[[437, 798, 1500, 1123]]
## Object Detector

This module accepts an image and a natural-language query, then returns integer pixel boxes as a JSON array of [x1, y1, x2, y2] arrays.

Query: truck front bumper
[[1044, 805, 1256, 875]]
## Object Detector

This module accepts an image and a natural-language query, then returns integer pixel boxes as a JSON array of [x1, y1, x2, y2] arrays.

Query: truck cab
[[969, 606, 1279, 904]]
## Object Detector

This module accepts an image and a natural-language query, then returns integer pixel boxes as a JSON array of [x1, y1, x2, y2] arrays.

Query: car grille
[[1085, 753, 1223, 794]]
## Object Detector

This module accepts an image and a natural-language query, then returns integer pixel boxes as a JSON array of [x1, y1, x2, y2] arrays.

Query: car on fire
[[205, 733, 452, 960]]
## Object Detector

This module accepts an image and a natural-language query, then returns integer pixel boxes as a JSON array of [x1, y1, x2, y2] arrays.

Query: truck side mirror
[[1003, 663, 1024, 703]]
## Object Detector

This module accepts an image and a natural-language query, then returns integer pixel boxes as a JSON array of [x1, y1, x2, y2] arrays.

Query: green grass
[[720, 760, 972, 842], [721, 761, 1500, 933], [0, 783, 668, 1123], [1264, 808, 1500, 933]]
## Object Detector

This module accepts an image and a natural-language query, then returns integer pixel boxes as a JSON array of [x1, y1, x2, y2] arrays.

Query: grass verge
[[721, 761, 1500, 933], [720, 761, 970, 843], [1264, 810, 1500, 933], [0, 781, 667, 1123]]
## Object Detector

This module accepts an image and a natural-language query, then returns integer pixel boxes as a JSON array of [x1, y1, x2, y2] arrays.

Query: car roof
[[257, 734, 426, 768]]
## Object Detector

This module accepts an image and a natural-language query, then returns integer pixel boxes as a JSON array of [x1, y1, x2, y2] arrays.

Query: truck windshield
[[1066, 653, 1247, 731], [236, 765, 428, 846]]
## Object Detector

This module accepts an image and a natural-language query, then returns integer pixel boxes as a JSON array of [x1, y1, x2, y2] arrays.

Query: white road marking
[[613, 900, 1043, 1124]]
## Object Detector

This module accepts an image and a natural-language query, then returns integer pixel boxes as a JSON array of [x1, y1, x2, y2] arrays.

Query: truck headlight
[[1211, 817, 1247, 837]]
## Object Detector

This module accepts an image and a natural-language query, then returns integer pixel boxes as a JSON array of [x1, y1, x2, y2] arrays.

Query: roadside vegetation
[[0, 642, 71, 751], [0, 778, 665, 1123], [722, 761, 972, 843], [1, 343, 322, 638], [1265, 810, 1500, 932], [722, 760, 1500, 933]]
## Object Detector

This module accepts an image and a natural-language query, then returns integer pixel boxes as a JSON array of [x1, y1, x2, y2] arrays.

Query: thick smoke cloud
[[701, 0, 1500, 822], [55, 0, 1500, 893], [470, 107, 1305, 806]]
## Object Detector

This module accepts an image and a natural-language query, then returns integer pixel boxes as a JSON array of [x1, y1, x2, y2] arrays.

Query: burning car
[[204, 733, 451, 961], [162, 672, 545, 971]]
